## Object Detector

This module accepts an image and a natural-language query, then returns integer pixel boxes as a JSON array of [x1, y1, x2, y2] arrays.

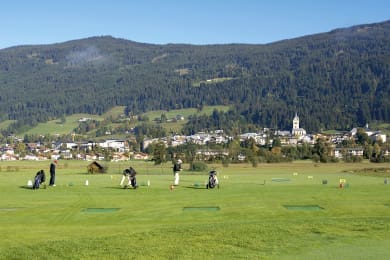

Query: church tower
[[292, 113, 299, 130], [292, 113, 306, 137]]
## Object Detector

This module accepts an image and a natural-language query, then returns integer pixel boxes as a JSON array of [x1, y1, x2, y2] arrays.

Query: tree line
[[147, 129, 389, 167]]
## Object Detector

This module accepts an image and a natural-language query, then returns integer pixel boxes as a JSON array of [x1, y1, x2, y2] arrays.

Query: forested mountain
[[0, 20, 389, 134]]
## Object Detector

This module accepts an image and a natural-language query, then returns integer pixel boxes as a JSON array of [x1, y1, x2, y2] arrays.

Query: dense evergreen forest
[[0, 20, 389, 134]]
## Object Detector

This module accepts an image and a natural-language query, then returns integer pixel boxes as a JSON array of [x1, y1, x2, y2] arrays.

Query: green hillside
[[0, 20, 389, 135], [20, 105, 230, 137]]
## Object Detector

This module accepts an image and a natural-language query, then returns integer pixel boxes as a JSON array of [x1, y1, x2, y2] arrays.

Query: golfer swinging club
[[173, 159, 182, 186]]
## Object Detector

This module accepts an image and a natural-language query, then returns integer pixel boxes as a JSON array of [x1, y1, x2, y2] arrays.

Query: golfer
[[120, 167, 138, 188], [49, 160, 57, 186], [173, 159, 182, 186]]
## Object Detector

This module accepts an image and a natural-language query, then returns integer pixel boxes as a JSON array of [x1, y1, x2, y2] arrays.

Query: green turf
[[0, 161, 389, 259], [283, 205, 324, 210], [81, 208, 121, 213], [183, 206, 220, 211]]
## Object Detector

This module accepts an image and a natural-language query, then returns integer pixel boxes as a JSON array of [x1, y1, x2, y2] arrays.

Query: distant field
[[18, 105, 230, 136], [192, 77, 235, 87], [102, 106, 126, 118], [143, 105, 230, 120], [321, 129, 343, 135], [0, 120, 16, 131], [19, 107, 125, 136], [371, 122, 390, 136], [144, 108, 197, 121], [1, 161, 389, 259], [21, 114, 105, 136], [322, 122, 390, 136], [144, 105, 231, 133]]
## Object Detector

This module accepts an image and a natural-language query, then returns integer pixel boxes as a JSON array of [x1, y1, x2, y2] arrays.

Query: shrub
[[190, 161, 208, 172]]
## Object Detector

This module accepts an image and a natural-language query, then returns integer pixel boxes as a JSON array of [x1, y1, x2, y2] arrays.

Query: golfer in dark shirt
[[49, 160, 57, 186]]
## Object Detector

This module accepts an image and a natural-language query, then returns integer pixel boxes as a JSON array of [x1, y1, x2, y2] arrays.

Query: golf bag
[[206, 170, 219, 189], [121, 167, 138, 189], [33, 170, 46, 189]]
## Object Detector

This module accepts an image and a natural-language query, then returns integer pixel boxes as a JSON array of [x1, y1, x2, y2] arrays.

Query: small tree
[[153, 141, 167, 165], [15, 142, 27, 158], [190, 161, 208, 172], [160, 113, 167, 123], [313, 138, 332, 163], [60, 114, 66, 124]]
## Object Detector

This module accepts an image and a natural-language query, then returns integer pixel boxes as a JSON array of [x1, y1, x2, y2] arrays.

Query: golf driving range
[[0, 160, 389, 259]]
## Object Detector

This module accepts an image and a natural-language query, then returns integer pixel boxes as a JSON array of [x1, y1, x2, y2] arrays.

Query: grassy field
[[0, 120, 16, 131], [18, 105, 230, 137], [0, 160, 389, 259], [144, 105, 230, 133], [20, 106, 126, 136], [21, 114, 106, 136], [143, 105, 230, 120]]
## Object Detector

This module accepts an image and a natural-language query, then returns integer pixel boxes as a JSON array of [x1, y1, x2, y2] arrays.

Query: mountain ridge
[[0, 20, 389, 134]]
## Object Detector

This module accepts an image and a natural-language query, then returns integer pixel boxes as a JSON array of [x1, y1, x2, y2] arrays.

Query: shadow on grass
[[19, 185, 32, 190], [184, 185, 207, 189], [183, 206, 220, 211], [81, 208, 120, 213], [103, 186, 138, 190], [20, 184, 50, 190], [19, 185, 48, 190]]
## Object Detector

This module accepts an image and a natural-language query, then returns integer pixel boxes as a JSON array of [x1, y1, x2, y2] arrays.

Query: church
[[291, 113, 306, 137]]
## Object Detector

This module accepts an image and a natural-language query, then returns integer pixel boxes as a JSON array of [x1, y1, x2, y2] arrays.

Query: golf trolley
[[206, 170, 219, 189]]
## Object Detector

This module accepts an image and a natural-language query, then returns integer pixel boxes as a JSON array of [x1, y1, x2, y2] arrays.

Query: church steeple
[[292, 113, 306, 137], [293, 113, 299, 130]]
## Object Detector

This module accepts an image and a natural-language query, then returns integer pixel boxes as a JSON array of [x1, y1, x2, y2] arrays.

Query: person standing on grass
[[49, 160, 57, 186], [173, 159, 182, 186]]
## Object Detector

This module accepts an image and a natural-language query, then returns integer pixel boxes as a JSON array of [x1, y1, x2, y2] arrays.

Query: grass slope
[[0, 120, 16, 131], [0, 161, 389, 259], [19, 105, 230, 137], [143, 105, 230, 120], [21, 114, 105, 136], [145, 105, 230, 133]]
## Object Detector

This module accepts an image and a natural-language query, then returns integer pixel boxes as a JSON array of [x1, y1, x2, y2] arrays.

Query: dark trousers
[[49, 172, 55, 185]]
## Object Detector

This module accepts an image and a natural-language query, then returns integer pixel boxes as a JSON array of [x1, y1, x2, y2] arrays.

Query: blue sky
[[1, 0, 389, 49]]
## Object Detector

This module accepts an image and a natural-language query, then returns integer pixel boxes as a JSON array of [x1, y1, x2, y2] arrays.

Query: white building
[[99, 140, 126, 151], [334, 148, 364, 158], [291, 113, 306, 137]]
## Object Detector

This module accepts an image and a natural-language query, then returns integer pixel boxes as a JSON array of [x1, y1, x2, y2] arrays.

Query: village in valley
[[0, 113, 388, 163]]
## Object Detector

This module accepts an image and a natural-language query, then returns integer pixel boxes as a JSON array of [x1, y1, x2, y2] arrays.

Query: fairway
[[0, 161, 389, 259]]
